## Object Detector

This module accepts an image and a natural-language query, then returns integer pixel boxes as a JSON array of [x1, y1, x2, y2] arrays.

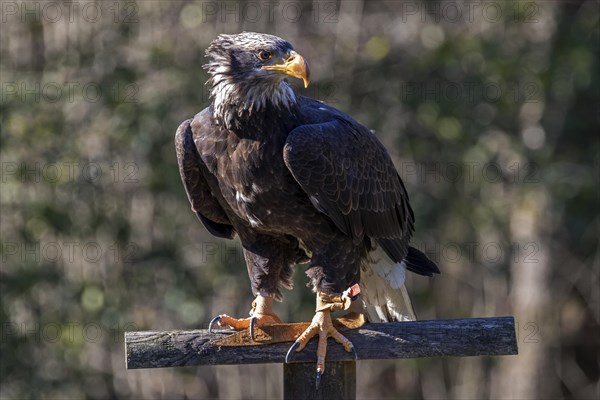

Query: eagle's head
[[204, 32, 310, 129]]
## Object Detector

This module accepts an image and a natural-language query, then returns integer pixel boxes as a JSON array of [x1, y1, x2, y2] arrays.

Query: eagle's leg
[[209, 294, 282, 338], [209, 238, 304, 338], [285, 290, 361, 388]]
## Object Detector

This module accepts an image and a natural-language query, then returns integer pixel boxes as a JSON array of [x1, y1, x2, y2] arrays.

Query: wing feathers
[[284, 117, 415, 257], [175, 115, 235, 240]]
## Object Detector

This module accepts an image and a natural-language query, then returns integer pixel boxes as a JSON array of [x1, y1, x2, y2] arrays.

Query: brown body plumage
[[176, 93, 438, 297]]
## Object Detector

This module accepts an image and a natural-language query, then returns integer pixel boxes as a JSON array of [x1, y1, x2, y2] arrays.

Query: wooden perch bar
[[125, 316, 517, 369]]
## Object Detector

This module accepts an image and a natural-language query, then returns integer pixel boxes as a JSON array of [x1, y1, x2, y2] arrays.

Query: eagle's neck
[[208, 70, 298, 132]]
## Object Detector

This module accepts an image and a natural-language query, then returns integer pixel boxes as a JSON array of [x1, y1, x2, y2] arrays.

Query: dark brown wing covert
[[283, 118, 414, 263], [175, 118, 235, 239]]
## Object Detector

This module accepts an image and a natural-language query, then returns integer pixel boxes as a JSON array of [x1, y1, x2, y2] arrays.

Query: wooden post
[[284, 362, 355, 400], [124, 317, 518, 397]]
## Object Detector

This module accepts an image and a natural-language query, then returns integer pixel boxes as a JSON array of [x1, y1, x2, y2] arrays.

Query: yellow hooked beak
[[261, 50, 310, 88]]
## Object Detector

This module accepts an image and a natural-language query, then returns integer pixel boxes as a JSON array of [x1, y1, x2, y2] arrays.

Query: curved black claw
[[208, 316, 221, 334], [249, 316, 257, 340], [285, 341, 300, 363], [315, 368, 322, 390]]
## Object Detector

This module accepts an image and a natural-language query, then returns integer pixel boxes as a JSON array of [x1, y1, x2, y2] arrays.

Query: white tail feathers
[[360, 248, 416, 322]]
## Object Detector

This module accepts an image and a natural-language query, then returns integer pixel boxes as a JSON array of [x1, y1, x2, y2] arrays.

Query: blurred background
[[1, 0, 598, 398]]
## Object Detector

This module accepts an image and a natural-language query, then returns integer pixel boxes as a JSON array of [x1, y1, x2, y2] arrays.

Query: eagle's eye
[[257, 50, 272, 61]]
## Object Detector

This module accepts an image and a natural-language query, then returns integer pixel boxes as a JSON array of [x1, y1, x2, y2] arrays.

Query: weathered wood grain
[[125, 317, 517, 369]]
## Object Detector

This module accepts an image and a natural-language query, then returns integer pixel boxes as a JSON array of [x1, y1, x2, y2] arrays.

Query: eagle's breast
[[218, 133, 294, 230]]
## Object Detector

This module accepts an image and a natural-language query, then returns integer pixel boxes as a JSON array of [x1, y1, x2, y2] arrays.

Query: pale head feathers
[[204, 32, 299, 130]]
